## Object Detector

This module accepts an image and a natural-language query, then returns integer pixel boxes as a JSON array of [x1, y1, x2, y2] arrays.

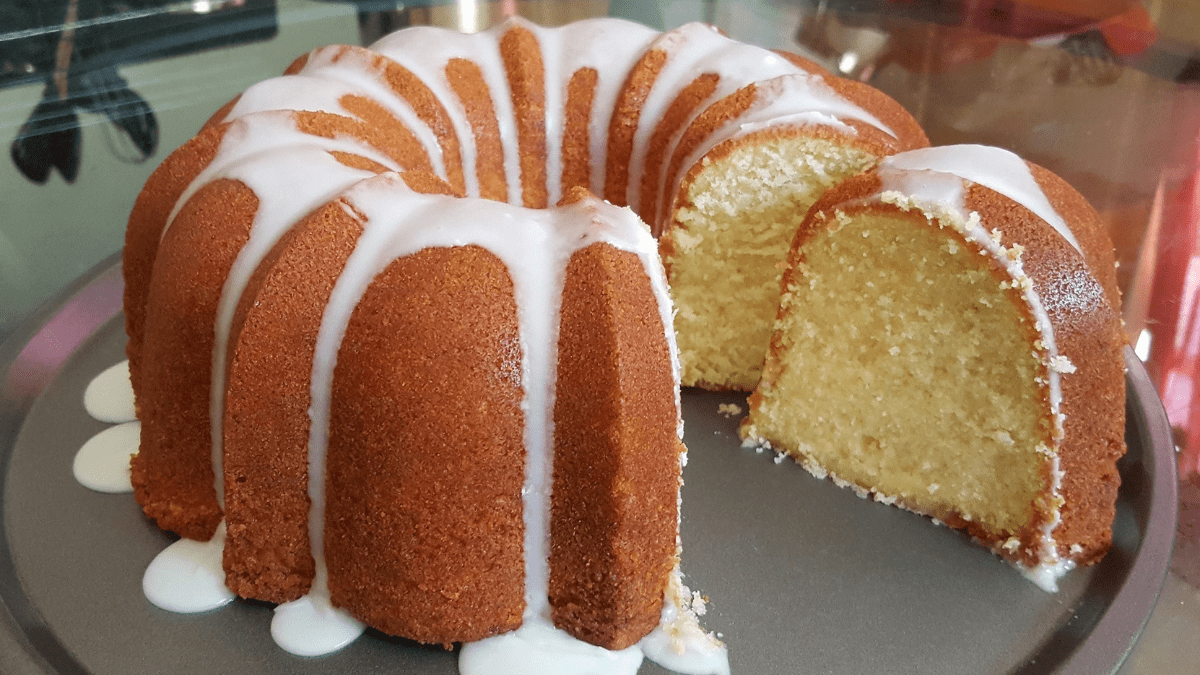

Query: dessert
[[114, 11, 1122, 670], [117, 12, 926, 670], [741, 145, 1126, 589]]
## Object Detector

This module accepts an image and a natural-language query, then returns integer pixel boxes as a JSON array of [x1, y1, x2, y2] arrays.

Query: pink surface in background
[[1144, 136, 1200, 588], [1146, 141, 1200, 479]]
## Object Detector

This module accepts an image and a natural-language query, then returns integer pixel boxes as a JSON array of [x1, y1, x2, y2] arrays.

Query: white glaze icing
[[623, 23, 793, 214], [82, 360, 135, 423], [142, 522, 235, 613], [520, 18, 660, 203], [223, 68, 448, 182], [272, 595, 365, 657], [304, 175, 696, 666], [73, 421, 139, 493], [624, 23, 895, 227], [207, 148, 383, 508], [639, 572, 731, 675], [459, 621, 646, 675], [77, 364, 139, 494], [73, 363, 362, 641], [77, 367, 235, 609], [371, 21, 522, 203], [881, 144, 1082, 253], [219, 172, 717, 667], [641, 616, 731, 675], [364, 16, 888, 232], [157, 111, 403, 507]]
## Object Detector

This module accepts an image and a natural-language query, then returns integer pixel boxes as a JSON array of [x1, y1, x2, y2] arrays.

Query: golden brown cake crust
[[131, 178, 260, 541], [220, 200, 363, 603], [220, 45, 471, 196], [126, 108, 434, 404], [446, 58, 509, 202], [604, 48, 667, 205], [324, 245, 526, 645], [561, 68, 598, 197], [637, 73, 720, 225], [550, 243, 680, 650], [826, 77, 929, 152], [772, 50, 832, 76], [771, 49, 929, 153], [126, 111, 410, 541], [123, 124, 228, 398], [500, 24, 549, 209], [964, 170, 1126, 564], [222, 171, 460, 606]]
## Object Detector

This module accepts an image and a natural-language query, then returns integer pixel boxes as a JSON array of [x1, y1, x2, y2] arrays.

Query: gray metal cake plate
[[0, 254, 1178, 674]]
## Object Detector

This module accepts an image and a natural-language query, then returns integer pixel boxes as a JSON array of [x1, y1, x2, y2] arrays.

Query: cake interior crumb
[[666, 137, 876, 388], [749, 210, 1050, 536]]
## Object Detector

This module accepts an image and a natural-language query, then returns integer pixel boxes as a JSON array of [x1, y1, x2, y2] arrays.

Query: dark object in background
[[2, 0, 277, 184], [0, 0, 279, 90], [74, 64, 158, 160], [11, 65, 158, 184], [11, 80, 80, 183]]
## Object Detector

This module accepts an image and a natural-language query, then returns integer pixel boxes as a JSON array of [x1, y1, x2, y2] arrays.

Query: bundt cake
[[741, 144, 1126, 590], [118, 12, 929, 670], [96, 11, 1131, 670]]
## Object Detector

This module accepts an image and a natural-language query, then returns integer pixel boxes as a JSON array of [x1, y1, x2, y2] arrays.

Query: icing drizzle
[[881, 145, 1082, 254]]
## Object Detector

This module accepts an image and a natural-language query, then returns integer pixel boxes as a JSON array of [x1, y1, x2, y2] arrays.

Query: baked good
[[122, 13, 924, 667], [108, 10, 1128, 667], [163, 16, 927, 394], [640, 27, 929, 390], [741, 144, 1126, 589], [130, 154, 689, 646]]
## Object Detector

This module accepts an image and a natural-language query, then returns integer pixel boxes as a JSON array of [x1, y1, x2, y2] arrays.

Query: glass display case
[[1, 1, 1197, 673]]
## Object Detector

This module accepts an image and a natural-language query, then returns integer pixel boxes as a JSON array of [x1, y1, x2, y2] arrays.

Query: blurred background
[[10, 0, 1194, 464], [1, 1, 1198, 669]]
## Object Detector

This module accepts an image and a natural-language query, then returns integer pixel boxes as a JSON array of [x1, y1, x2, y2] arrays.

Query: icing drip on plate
[[74, 361, 140, 493], [82, 360, 135, 423], [76, 335, 728, 674], [272, 595, 366, 657], [142, 522, 235, 613], [73, 421, 139, 493]]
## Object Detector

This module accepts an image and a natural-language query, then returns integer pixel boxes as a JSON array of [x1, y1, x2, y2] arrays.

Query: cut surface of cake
[[741, 144, 1126, 590], [656, 55, 929, 390]]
